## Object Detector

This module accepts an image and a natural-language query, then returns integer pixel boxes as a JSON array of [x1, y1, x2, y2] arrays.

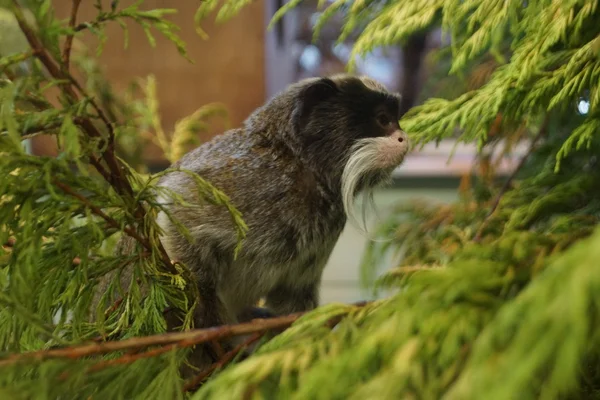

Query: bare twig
[[87, 342, 180, 372], [103, 297, 124, 319], [0, 313, 303, 366], [73, 16, 113, 33], [210, 340, 225, 358], [0, 302, 370, 368], [474, 117, 549, 242], [62, 0, 83, 70], [73, 332, 263, 388], [183, 333, 264, 392]]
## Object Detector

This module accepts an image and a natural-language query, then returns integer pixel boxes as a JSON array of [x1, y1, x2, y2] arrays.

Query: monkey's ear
[[294, 78, 339, 128]]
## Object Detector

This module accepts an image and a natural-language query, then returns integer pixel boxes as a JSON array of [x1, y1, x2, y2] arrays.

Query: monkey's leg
[[264, 281, 319, 316], [230, 285, 318, 360], [237, 306, 277, 322], [264, 251, 331, 316], [170, 286, 237, 379], [168, 251, 237, 378]]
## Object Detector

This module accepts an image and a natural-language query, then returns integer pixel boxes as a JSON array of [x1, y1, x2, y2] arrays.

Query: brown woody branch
[[0, 309, 322, 367], [474, 116, 549, 242], [0, 302, 369, 368], [103, 297, 124, 319], [0, 300, 368, 392], [86, 341, 180, 372], [11, 3, 79, 101], [62, 0, 82, 70]]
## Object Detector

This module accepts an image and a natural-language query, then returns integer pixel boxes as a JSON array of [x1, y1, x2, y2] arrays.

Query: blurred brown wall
[[31, 0, 266, 164]]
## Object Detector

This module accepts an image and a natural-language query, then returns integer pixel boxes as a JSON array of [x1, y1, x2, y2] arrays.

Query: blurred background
[[0, 0, 522, 303]]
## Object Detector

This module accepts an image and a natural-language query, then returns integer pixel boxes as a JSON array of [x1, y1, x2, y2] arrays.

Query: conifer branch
[[0, 303, 369, 367], [10, 1, 183, 277], [474, 117, 550, 242], [53, 180, 154, 256], [11, 1, 122, 192], [10, 2, 78, 101], [62, 0, 83, 70], [0, 49, 38, 75], [11, 2, 116, 182], [4, 0, 599, 397], [73, 17, 112, 33], [85, 341, 181, 372], [3, 116, 88, 139]]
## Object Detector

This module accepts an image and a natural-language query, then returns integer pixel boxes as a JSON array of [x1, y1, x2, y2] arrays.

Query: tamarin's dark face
[[290, 74, 410, 226]]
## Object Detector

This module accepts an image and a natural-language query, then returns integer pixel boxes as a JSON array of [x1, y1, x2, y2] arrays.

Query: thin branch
[[86, 342, 180, 372], [62, 69, 118, 150], [11, 2, 79, 100], [210, 340, 225, 358], [62, 0, 83, 70], [474, 117, 549, 242], [2, 116, 86, 139], [73, 15, 113, 33], [53, 180, 155, 257], [103, 297, 124, 319], [0, 49, 38, 76], [0, 302, 369, 367], [0, 313, 302, 366], [183, 333, 264, 392]]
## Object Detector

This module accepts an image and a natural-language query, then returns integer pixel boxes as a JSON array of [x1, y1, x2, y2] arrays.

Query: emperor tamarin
[[103, 74, 409, 366]]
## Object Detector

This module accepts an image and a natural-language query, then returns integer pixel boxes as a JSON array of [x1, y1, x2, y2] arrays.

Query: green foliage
[[196, 0, 600, 399], [2, 0, 600, 398], [0, 1, 247, 397]]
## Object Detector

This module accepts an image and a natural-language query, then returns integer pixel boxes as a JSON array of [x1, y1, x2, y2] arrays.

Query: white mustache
[[341, 131, 409, 232]]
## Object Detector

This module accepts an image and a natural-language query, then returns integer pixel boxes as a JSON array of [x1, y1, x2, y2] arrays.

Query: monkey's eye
[[376, 113, 392, 127]]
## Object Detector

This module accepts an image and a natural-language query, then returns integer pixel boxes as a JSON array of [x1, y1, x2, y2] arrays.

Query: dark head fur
[[244, 74, 406, 195]]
